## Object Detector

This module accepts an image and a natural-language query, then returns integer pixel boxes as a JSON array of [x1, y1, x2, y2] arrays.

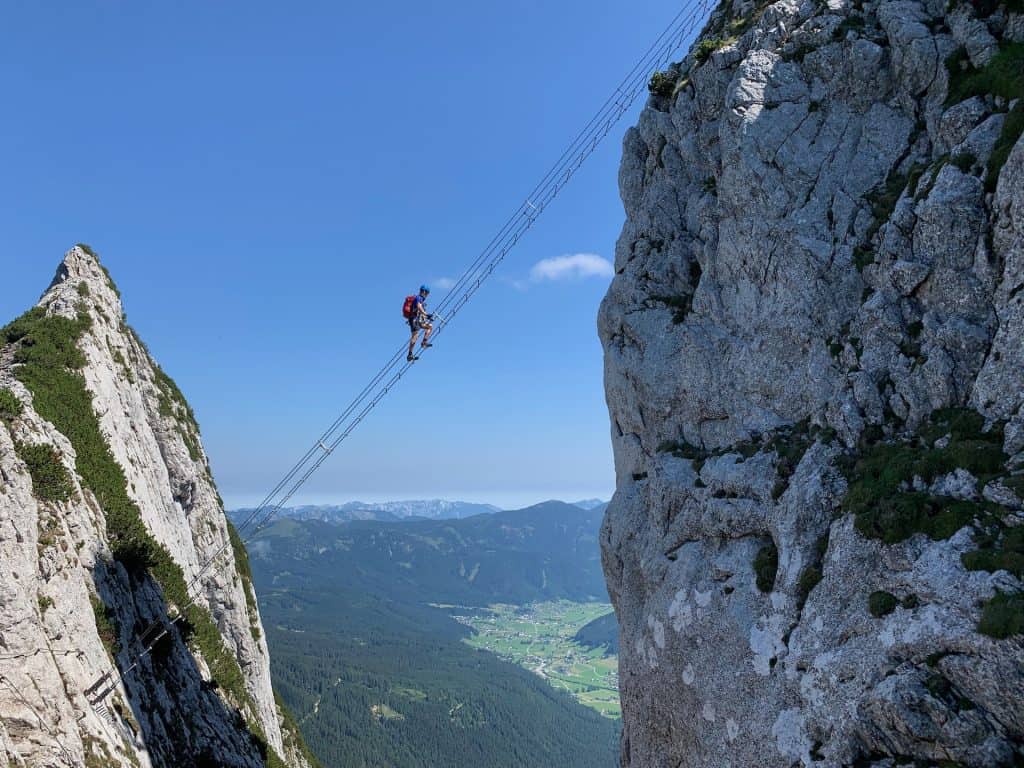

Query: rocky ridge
[[0, 248, 316, 767], [599, 0, 1024, 765]]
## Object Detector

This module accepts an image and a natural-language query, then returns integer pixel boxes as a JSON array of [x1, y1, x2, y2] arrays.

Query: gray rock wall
[[0, 248, 312, 767], [599, 0, 1024, 765]]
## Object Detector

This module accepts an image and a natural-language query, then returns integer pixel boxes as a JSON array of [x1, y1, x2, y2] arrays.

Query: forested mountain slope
[[247, 503, 619, 767], [250, 500, 609, 605]]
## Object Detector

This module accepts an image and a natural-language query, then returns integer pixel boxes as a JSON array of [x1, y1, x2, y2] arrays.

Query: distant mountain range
[[572, 498, 609, 510], [230, 498, 607, 526], [231, 499, 501, 525], [247, 500, 609, 605]]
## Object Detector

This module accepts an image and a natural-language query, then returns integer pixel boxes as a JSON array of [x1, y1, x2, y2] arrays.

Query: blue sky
[[0, 0, 687, 509]]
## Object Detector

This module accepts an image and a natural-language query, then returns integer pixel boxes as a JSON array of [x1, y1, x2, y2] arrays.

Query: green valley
[[244, 501, 621, 767], [456, 601, 620, 718]]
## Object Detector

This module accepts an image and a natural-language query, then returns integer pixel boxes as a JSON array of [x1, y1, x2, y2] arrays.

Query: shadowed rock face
[[0, 248, 314, 767], [599, 0, 1024, 765]]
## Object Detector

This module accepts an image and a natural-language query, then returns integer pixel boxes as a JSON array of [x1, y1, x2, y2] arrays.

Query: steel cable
[[86, 0, 714, 704]]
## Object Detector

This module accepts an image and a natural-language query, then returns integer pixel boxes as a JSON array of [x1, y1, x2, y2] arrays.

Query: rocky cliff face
[[0, 248, 315, 767], [599, 0, 1024, 765]]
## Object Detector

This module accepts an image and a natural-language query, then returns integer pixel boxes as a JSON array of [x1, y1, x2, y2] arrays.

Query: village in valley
[[452, 601, 621, 719]]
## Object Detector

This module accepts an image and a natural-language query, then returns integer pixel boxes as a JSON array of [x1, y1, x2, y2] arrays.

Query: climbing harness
[[82, 0, 714, 718]]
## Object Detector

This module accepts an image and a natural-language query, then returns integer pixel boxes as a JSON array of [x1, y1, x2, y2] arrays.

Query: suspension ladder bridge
[[80, 0, 715, 742]]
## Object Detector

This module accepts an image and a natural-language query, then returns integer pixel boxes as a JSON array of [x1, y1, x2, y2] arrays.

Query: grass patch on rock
[[853, 491, 985, 544], [797, 565, 823, 603], [853, 245, 876, 272], [962, 521, 1024, 578], [865, 168, 909, 241], [694, 36, 735, 64], [698, 0, 773, 49], [153, 363, 203, 462], [841, 408, 1024, 639], [945, 42, 1024, 106], [228, 520, 262, 642], [944, 42, 1024, 191], [841, 409, 1006, 543], [986, 101, 1024, 192], [4, 307, 155, 564], [659, 418, 821, 498]]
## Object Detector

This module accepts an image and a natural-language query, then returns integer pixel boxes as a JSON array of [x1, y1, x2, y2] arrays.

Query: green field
[[455, 601, 621, 718]]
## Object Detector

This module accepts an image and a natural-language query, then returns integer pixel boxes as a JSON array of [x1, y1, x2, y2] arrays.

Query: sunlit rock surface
[[0, 248, 313, 767], [599, 0, 1024, 764]]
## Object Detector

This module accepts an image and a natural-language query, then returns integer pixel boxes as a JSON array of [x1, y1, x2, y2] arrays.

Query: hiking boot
[[407, 353, 417, 362], [422, 342, 433, 349]]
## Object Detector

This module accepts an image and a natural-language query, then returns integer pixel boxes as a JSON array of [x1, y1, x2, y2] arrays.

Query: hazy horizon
[[224, 490, 611, 512]]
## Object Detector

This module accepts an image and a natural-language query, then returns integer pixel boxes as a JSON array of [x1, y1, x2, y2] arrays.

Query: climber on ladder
[[403, 285, 434, 362]]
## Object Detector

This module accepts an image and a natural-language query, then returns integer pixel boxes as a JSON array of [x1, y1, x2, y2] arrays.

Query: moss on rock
[[868, 590, 898, 618]]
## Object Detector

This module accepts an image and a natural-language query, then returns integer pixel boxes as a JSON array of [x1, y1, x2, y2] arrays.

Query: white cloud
[[529, 253, 613, 282], [432, 277, 456, 291]]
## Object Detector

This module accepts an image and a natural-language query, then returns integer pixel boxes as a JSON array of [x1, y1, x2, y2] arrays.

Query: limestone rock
[[599, 0, 1024, 765], [0, 248, 314, 767]]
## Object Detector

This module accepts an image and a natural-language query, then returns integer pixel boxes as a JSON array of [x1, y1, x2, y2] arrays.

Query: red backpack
[[402, 295, 416, 319]]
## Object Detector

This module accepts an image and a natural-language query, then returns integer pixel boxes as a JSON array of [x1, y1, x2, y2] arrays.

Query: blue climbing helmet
[[420, 284, 430, 294]]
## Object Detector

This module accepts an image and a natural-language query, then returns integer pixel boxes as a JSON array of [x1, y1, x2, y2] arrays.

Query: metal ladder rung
[[90, 696, 117, 725], [138, 621, 167, 647], [84, 672, 113, 699]]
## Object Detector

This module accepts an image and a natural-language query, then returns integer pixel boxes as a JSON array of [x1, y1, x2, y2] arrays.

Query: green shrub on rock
[[797, 566, 822, 602], [841, 409, 1006, 544], [0, 388, 22, 421], [962, 525, 1024, 579], [754, 540, 778, 593], [90, 595, 121, 658], [943, 42, 1024, 191], [15, 442, 74, 502], [648, 71, 676, 98], [978, 592, 1024, 638], [868, 590, 898, 618]]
